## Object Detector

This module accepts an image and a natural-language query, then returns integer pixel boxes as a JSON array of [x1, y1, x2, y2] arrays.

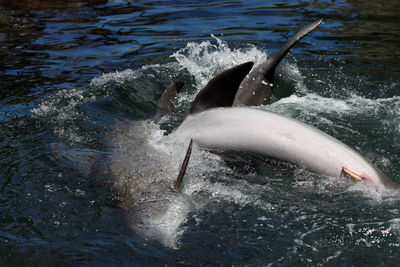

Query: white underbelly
[[173, 107, 385, 184]]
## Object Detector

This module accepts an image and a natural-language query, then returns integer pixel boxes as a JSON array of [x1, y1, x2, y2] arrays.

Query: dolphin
[[173, 107, 399, 189], [50, 125, 195, 249], [187, 19, 323, 118], [49, 21, 337, 249], [49, 19, 398, 251], [168, 19, 398, 190]]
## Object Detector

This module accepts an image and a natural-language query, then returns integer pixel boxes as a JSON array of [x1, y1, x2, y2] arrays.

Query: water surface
[[1, 0, 400, 265]]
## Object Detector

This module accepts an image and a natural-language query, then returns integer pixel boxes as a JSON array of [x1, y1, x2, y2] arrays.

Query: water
[[1, 0, 400, 265]]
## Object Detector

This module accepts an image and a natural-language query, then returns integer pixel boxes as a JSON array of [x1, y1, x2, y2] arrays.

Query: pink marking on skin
[[341, 166, 374, 184], [360, 173, 374, 183]]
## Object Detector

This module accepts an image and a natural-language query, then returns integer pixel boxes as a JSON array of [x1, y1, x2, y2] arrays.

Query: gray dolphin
[[189, 62, 254, 114], [51, 127, 194, 249], [186, 19, 323, 116], [154, 81, 185, 121], [233, 19, 323, 106]]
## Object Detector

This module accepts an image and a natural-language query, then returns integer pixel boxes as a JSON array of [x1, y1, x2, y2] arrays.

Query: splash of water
[[34, 36, 400, 250]]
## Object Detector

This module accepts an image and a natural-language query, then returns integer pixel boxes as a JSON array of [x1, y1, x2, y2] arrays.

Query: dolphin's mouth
[[341, 166, 373, 184]]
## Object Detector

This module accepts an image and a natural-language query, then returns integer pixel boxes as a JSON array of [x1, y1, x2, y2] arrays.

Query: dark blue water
[[1, 0, 400, 265]]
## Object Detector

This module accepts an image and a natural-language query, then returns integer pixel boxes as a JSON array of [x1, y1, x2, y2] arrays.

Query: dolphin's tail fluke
[[174, 139, 193, 192], [154, 81, 185, 121]]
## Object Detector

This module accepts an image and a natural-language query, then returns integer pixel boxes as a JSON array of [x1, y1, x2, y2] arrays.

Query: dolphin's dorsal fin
[[233, 19, 323, 107], [189, 62, 254, 114], [154, 81, 184, 121], [174, 139, 193, 192]]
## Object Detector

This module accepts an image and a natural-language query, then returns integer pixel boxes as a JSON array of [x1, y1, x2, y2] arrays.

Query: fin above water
[[189, 62, 254, 114], [174, 139, 193, 192], [154, 81, 184, 120], [268, 19, 323, 71], [232, 19, 323, 107]]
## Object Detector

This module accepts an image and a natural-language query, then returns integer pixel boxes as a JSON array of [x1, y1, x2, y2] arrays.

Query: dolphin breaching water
[[169, 18, 399, 190]]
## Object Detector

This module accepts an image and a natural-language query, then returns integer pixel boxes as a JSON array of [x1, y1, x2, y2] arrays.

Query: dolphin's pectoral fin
[[232, 19, 323, 107], [341, 166, 373, 184], [174, 139, 194, 192], [189, 62, 254, 114], [154, 81, 185, 121]]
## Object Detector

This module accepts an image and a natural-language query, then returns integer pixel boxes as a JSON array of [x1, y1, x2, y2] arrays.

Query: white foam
[[90, 69, 138, 87], [270, 93, 350, 114], [32, 88, 100, 144], [268, 90, 400, 117], [171, 35, 304, 94], [133, 195, 191, 249]]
